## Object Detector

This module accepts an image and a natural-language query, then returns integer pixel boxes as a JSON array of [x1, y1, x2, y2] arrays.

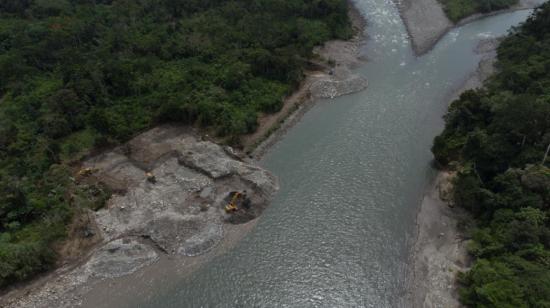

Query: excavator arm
[[224, 192, 241, 213]]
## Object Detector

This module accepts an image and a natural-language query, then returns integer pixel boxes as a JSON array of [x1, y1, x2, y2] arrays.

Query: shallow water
[[110, 1, 535, 307]]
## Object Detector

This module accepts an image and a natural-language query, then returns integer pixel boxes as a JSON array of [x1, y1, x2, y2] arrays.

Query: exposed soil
[[55, 211, 102, 266], [0, 125, 278, 308]]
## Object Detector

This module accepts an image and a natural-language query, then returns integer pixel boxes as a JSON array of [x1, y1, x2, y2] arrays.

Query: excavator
[[78, 167, 97, 177], [146, 172, 156, 183], [224, 192, 241, 213]]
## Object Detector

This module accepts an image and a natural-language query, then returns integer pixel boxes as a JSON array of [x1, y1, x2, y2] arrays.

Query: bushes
[[432, 3, 550, 307], [0, 241, 56, 287]]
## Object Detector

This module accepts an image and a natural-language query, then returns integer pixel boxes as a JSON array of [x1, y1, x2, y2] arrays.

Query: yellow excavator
[[225, 192, 241, 213], [78, 167, 97, 177]]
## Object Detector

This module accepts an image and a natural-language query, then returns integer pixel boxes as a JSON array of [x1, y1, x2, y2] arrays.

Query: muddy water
[[99, 1, 534, 307]]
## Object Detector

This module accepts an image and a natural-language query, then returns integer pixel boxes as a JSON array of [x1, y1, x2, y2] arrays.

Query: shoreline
[[409, 171, 471, 307], [0, 3, 368, 307], [79, 218, 261, 308], [408, 37, 500, 307], [0, 219, 260, 308], [242, 1, 368, 159], [396, 0, 541, 56]]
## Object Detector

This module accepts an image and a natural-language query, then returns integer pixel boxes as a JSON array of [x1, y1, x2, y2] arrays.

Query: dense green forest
[[439, 0, 518, 22], [0, 0, 352, 287], [432, 3, 550, 307]]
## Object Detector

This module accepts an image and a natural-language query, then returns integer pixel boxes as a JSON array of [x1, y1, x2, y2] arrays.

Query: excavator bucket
[[224, 191, 242, 213], [225, 203, 238, 212]]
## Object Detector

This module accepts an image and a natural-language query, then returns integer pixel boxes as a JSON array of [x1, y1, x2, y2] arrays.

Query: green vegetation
[[432, 3, 550, 307], [0, 0, 352, 287], [438, 0, 518, 22]]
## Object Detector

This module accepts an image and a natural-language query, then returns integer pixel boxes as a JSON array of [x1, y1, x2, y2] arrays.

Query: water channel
[[124, 0, 533, 306]]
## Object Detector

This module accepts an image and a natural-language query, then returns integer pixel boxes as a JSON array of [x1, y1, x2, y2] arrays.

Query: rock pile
[[309, 73, 368, 99], [309, 40, 368, 99]]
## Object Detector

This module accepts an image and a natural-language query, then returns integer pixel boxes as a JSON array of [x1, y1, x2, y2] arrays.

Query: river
[[101, 1, 533, 307]]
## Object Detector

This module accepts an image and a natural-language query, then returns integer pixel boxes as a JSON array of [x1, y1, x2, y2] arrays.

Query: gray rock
[[178, 221, 224, 256], [177, 140, 242, 179], [84, 239, 158, 279], [309, 65, 368, 99]]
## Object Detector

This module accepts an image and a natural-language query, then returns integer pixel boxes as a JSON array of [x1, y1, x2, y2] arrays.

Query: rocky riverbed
[[308, 40, 368, 100], [1, 126, 278, 308]]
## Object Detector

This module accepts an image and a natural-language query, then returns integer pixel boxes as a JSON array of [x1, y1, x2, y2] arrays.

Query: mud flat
[[0, 126, 278, 308]]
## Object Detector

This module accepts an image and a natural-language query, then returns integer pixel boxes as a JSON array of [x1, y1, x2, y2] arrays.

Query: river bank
[[136, 6, 538, 308], [0, 3, 368, 307], [395, 0, 541, 55], [410, 172, 470, 307], [0, 126, 279, 308], [409, 37, 500, 307], [1, 1, 529, 306], [241, 1, 368, 158]]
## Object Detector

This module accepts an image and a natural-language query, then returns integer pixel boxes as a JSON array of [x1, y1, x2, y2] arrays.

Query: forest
[[432, 3, 550, 307], [439, 0, 518, 22], [0, 0, 352, 287]]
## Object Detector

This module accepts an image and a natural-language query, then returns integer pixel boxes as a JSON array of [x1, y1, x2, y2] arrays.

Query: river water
[[129, 1, 532, 307]]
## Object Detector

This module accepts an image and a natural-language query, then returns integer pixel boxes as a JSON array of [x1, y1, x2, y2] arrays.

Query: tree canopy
[[0, 0, 352, 287], [432, 3, 550, 307]]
